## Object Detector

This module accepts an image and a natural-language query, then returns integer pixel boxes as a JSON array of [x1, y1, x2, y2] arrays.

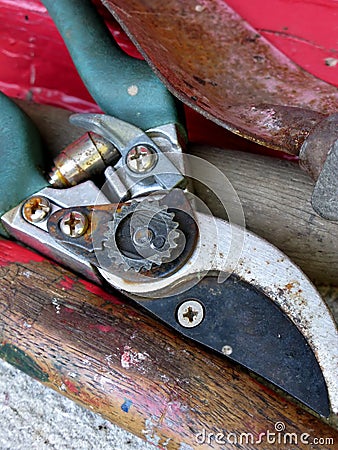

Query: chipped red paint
[[63, 307, 75, 314], [226, 0, 338, 88], [77, 389, 103, 409], [0, 239, 126, 309], [58, 276, 76, 290], [79, 279, 124, 305], [251, 376, 287, 402], [120, 345, 150, 371], [0, 240, 127, 313], [0, 239, 46, 266], [93, 0, 142, 59], [88, 324, 116, 333], [120, 346, 133, 369], [64, 378, 79, 394], [0, 0, 141, 111], [0, 0, 96, 111]]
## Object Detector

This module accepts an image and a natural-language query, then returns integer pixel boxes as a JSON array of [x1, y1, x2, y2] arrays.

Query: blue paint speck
[[121, 399, 133, 413]]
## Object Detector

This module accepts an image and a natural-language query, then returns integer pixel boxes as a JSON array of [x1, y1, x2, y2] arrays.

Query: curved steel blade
[[134, 275, 330, 417], [100, 212, 338, 417]]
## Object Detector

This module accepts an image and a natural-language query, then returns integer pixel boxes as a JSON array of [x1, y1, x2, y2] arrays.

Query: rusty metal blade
[[102, 0, 338, 155]]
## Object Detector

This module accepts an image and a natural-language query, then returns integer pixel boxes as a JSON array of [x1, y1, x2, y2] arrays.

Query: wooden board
[[192, 146, 338, 285], [0, 238, 337, 449]]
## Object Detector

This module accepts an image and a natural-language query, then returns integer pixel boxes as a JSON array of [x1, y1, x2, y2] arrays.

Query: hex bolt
[[126, 145, 157, 173], [176, 299, 204, 328], [59, 211, 88, 238], [22, 196, 51, 223]]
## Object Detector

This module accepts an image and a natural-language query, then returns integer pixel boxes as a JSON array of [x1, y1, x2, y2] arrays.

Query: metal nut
[[59, 211, 88, 238], [126, 145, 157, 173], [22, 197, 51, 223], [177, 299, 204, 328]]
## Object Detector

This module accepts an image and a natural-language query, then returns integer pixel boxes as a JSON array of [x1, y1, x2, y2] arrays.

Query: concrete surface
[[0, 360, 153, 450]]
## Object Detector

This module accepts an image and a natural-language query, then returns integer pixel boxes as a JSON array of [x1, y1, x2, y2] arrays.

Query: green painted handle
[[41, 0, 182, 131], [0, 93, 47, 236]]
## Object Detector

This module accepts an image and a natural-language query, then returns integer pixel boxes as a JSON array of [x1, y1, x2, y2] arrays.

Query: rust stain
[[285, 282, 295, 291], [103, 0, 338, 157], [22, 197, 46, 223]]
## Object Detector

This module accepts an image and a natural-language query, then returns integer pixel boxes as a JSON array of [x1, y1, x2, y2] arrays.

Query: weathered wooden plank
[[192, 146, 338, 285], [0, 238, 337, 449]]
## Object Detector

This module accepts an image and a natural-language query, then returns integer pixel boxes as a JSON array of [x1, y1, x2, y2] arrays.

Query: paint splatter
[[162, 437, 172, 447], [127, 85, 138, 96], [325, 57, 338, 67], [87, 323, 115, 333], [52, 298, 61, 314], [195, 5, 206, 12], [120, 345, 149, 370], [79, 279, 124, 305], [58, 275, 75, 290], [0, 344, 48, 382], [121, 399, 133, 413], [63, 378, 79, 394]]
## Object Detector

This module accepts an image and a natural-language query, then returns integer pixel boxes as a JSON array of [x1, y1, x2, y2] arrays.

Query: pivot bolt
[[126, 145, 157, 173], [177, 299, 204, 328], [22, 196, 51, 223], [132, 226, 154, 247], [59, 211, 88, 238]]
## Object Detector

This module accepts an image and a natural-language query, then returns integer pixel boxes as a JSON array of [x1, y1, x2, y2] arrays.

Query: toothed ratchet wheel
[[103, 199, 182, 272]]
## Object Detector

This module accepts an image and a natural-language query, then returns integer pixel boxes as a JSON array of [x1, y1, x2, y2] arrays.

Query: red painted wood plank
[[0, 239, 45, 266], [0, 0, 336, 111], [226, 0, 338, 86]]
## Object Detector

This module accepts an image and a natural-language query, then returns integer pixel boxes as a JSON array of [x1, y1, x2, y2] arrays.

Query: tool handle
[[0, 93, 47, 236], [41, 0, 183, 132]]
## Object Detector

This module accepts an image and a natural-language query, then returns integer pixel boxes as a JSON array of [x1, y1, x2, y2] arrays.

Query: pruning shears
[[0, 0, 337, 421]]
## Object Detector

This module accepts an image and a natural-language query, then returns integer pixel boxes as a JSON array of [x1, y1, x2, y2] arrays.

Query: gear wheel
[[103, 199, 181, 272]]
